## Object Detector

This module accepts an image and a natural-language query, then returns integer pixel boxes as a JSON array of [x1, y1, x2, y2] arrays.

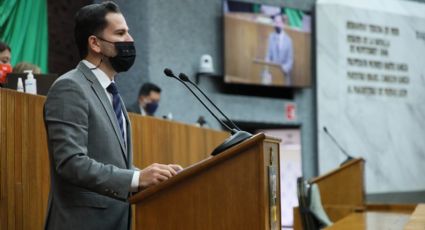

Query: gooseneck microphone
[[323, 126, 354, 165], [163, 68, 252, 155], [163, 68, 234, 132], [178, 73, 241, 131]]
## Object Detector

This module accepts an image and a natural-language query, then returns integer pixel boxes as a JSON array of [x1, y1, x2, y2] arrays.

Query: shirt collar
[[82, 59, 114, 89], [139, 104, 147, 116]]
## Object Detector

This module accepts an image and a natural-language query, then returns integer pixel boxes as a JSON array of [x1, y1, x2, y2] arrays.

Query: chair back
[[296, 177, 320, 230]]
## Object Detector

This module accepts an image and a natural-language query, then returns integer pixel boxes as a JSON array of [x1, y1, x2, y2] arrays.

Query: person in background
[[0, 41, 12, 86], [265, 14, 294, 85], [13, 62, 42, 74], [43, 2, 182, 230], [127, 82, 161, 116], [0, 41, 11, 65]]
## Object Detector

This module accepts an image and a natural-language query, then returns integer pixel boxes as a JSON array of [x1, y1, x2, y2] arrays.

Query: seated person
[[127, 82, 161, 116], [0, 41, 12, 86], [0, 41, 11, 65]]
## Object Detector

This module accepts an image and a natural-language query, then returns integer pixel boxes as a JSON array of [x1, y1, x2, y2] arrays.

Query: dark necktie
[[106, 82, 125, 143]]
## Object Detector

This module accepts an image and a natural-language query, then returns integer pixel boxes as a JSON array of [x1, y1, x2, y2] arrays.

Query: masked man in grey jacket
[[44, 2, 182, 229]]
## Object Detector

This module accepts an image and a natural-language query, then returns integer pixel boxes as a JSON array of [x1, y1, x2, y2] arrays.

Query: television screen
[[223, 0, 312, 87]]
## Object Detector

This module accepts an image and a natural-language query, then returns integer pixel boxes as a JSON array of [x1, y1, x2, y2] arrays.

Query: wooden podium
[[293, 158, 365, 230], [129, 133, 281, 230], [294, 158, 420, 230], [252, 59, 286, 85], [310, 158, 366, 221]]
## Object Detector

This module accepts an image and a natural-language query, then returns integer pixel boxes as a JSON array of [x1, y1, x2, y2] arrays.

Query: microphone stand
[[323, 127, 354, 165], [163, 68, 252, 155]]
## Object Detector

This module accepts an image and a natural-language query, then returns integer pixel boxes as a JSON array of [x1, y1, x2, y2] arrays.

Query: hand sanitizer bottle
[[24, 70, 37, 94], [17, 77, 24, 92]]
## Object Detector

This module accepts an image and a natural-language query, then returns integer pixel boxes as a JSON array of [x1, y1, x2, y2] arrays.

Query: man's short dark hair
[[74, 1, 121, 59], [0, 41, 11, 53], [139, 83, 161, 97]]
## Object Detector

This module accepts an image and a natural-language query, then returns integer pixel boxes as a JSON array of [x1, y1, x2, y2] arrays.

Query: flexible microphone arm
[[163, 68, 235, 133], [178, 73, 241, 131], [323, 126, 354, 164], [163, 68, 252, 156]]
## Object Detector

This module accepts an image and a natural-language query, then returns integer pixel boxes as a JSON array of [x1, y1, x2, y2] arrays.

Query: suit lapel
[[77, 62, 129, 165]]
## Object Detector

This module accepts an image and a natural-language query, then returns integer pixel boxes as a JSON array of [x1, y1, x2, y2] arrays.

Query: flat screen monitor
[[223, 0, 312, 87]]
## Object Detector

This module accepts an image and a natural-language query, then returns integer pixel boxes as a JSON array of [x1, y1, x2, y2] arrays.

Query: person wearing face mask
[[127, 82, 161, 116], [265, 14, 294, 85], [0, 41, 12, 65], [43, 2, 182, 230], [0, 41, 13, 86]]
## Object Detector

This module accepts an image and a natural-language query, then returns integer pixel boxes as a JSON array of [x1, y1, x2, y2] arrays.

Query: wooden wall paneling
[[6, 90, 16, 230], [1, 89, 228, 230], [169, 120, 188, 166], [37, 96, 50, 226], [129, 114, 143, 169], [14, 91, 24, 230], [0, 89, 5, 228]]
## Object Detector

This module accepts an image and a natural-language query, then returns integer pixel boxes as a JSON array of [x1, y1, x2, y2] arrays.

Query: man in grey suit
[[265, 14, 294, 85], [43, 2, 182, 230]]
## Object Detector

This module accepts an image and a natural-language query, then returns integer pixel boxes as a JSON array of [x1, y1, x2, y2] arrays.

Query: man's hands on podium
[[138, 163, 183, 190]]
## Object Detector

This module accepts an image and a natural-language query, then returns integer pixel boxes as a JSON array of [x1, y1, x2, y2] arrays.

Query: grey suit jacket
[[44, 62, 135, 230]]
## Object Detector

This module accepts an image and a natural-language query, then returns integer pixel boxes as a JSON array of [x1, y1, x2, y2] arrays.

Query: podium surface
[[324, 211, 411, 230], [130, 133, 281, 230]]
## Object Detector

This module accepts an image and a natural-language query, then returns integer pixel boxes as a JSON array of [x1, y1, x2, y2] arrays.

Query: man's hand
[[138, 163, 183, 190]]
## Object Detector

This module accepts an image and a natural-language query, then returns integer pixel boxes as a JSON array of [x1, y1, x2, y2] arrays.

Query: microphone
[[163, 68, 252, 156], [178, 73, 241, 131], [323, 126, 354, 165], [163, 68, 234, 132]]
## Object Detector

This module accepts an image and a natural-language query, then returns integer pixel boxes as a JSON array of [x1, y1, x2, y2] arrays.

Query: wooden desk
[[311, 158, 366, 222], [325, 212, 411, 230], [405, 204, 425, 230]]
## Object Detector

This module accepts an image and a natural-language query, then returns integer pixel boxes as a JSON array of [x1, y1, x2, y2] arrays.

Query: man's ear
[[88, 35, 101, 54]]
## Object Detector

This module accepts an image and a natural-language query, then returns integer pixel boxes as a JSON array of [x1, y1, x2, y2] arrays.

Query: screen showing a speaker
[[223, 0, 312, 87]]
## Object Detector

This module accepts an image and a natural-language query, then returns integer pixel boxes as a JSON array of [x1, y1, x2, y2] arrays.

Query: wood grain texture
[[404, 204, 425, 230], [0, 89, 49, 230], [293, 159, 418, 230], [0, 88, 229, 230], [366, 203, 417, 214], [324, 211, 411, 230], [130, 134, 282, 230], [310, 159, 365, 222]]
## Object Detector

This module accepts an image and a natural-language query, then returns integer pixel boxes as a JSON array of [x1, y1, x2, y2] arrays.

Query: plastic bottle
[[24, 70, 37, 94], [17, 77, 24, 92]]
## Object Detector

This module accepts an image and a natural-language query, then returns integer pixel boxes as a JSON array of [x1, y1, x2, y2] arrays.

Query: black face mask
[[97, 37, 136, 72], [145, 102, 159, 115]]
